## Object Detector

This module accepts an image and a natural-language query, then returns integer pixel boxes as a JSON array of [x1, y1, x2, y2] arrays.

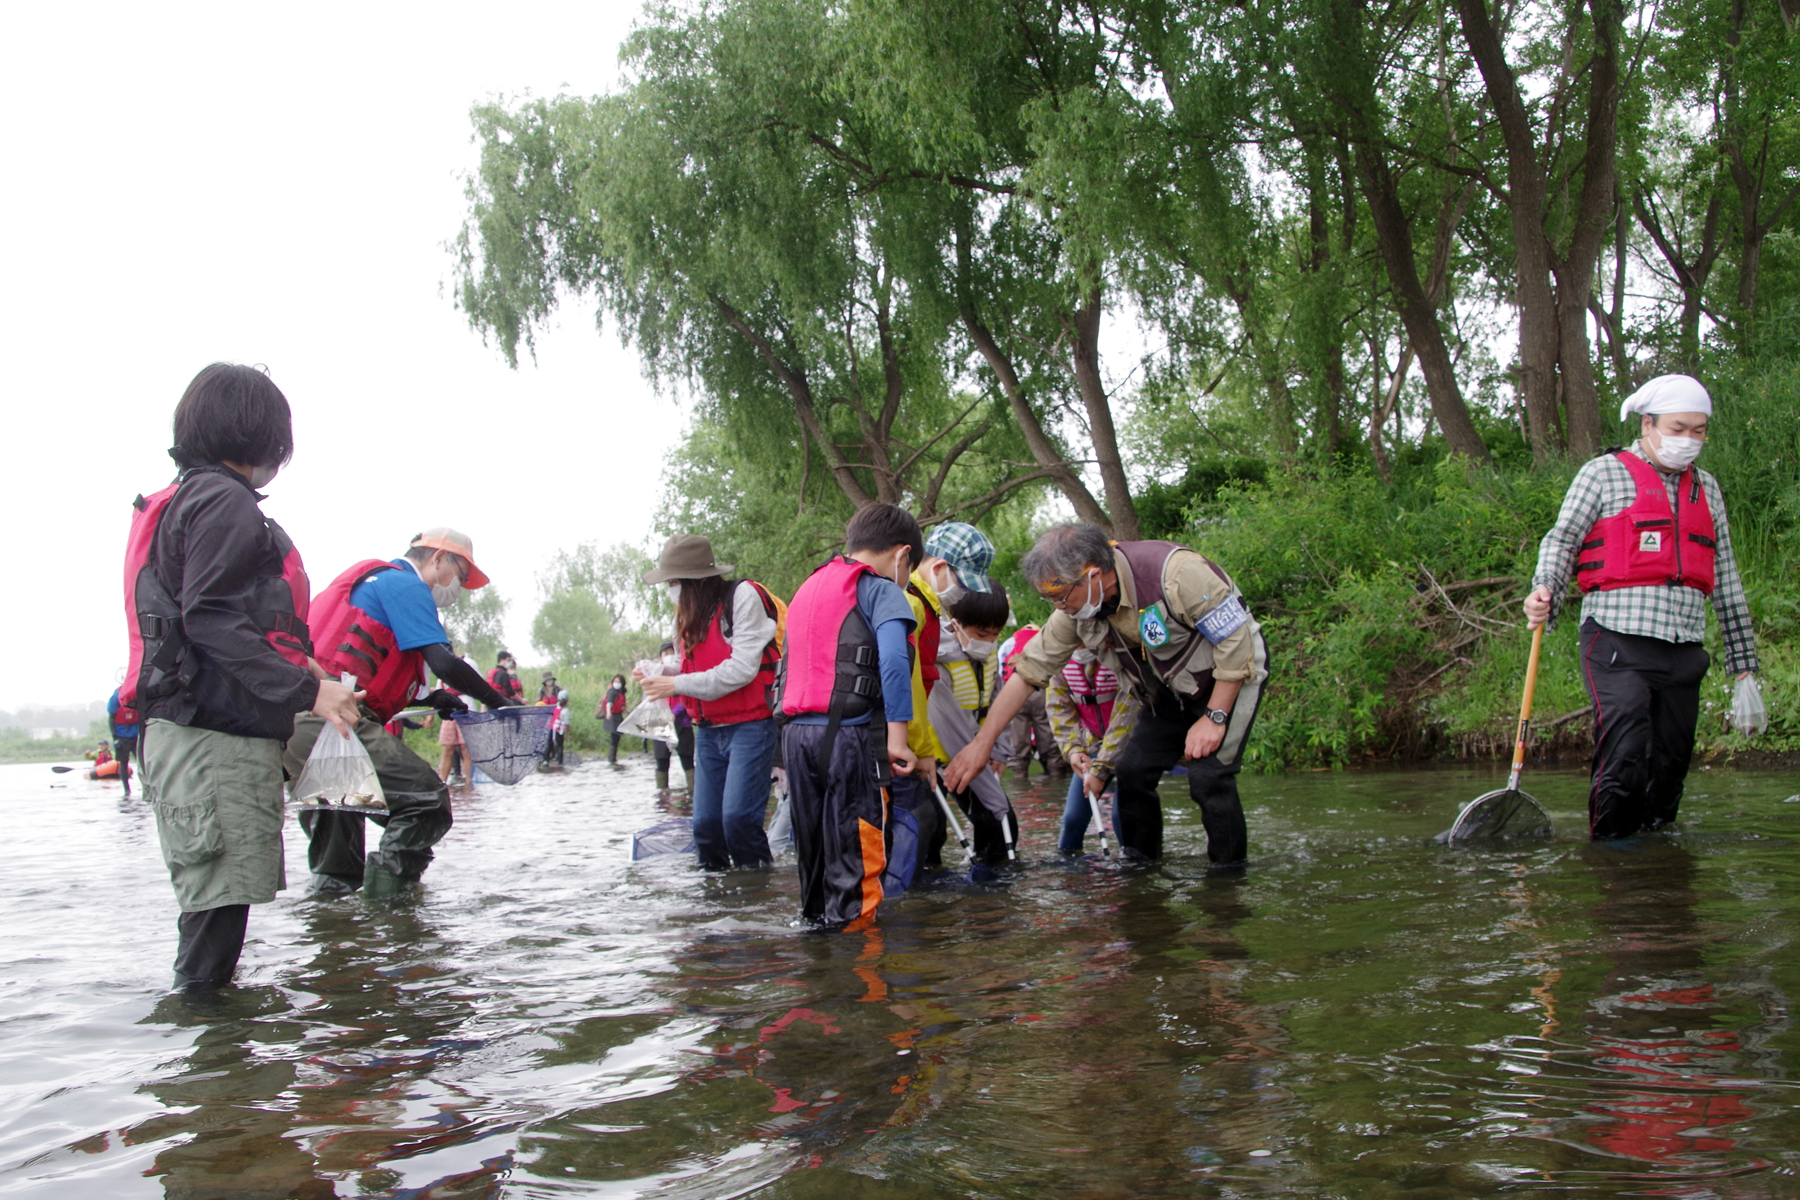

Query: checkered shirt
[[1532, 445, 1759, 675]]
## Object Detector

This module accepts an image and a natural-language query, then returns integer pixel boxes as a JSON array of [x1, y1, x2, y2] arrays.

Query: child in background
[[927, 585, 1019, 864], [1045, 649, 1138, 855], [548, 690, 570, 765], [778, 503, 921, 928]]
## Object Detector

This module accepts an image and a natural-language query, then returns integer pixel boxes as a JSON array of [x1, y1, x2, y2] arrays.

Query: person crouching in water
[[927, 584, 1020, 864], [945, 523, 1270, 867], [636, 535, 784, 870], [288, 528, 518, 897], [780, 504, 921, 927], [1523, 374, 1765, 839]]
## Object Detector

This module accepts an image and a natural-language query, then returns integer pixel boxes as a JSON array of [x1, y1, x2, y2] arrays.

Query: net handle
[[1507, 623, 1545, 793]]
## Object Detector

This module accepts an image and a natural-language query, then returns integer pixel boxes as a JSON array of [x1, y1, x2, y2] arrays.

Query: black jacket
[[142, 468, 320, 740]]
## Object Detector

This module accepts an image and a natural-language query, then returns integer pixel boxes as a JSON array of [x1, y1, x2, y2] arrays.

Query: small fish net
[[453, 707, 555, 785], [1439, 788, 1554, 845]]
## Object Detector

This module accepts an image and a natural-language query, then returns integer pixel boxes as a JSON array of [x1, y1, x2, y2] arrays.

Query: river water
[[2, 755, 1797, 1198]]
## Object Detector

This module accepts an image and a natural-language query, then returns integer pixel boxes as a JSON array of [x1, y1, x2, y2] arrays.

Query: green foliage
[[442, 586, 509, 672]]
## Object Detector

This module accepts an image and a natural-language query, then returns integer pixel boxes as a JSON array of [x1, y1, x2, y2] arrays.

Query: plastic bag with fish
[[291, 725, 386, 810], [619, 659, 677, 742]]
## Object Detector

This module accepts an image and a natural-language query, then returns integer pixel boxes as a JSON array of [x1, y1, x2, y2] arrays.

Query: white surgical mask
[[662, 653, 680, 670], [1072, 647, 1097, 664], [964, 638, 996, 661], [892, 552, 910, 589], [668, 581, 682, 604], [1648, 432, 1703, 470], [934, 563, 966, 606], [431, 581, 461, 610], [248, 463, 278, 488], [1071, 570, 1103, 621]]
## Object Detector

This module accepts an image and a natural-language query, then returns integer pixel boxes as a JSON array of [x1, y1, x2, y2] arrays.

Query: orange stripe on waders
[[857, 789, 889, 918]]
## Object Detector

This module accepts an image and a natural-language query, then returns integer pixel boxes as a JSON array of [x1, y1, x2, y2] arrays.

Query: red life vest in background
[[781, 557, 882, 720], [1001, 625, 1039, 683], [309, 560, 426, 723], [486, 667, 523, 702], [682, 580, 783, 727], [115, 702, 140, 727], [1575, 453, 1717, 595], [1060, 658, 1120, 739], [122, 468, 312, 712]]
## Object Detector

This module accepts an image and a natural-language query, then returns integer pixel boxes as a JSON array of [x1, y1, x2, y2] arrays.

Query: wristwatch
[[1205, 708, 1230, 725]]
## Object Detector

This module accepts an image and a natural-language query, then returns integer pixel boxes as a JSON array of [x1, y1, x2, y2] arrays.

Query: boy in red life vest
[[488, 652, 525, 706], [1046, 649, 1141, 855], [1524, 375, 1766, 840], [286, 528, 519, 897], [637, 535, 784, 869], [778, 503, 922, 928]]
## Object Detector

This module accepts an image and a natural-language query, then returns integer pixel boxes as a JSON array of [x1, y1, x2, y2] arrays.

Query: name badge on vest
[[1639, 530, 1662, 552], [1139, 604, 1169, 648], [1198, 594, 1250, 645]]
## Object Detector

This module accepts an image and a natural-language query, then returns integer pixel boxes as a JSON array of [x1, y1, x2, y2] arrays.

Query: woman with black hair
[[123, 362, 360, 992], [637, 536, 782, 870]]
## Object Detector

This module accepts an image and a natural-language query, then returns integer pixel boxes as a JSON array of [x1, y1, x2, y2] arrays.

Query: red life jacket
[[1060, 658, 1120, 739], [121, 468, 312, 713], [907, 579, 942, 693], [780, 557, 883, 721], [486, 667, 521, 701], [309, 559, 427, 722], [1001, 625, 1039, 683], [1576, 452, 1718, 595], [681, 580, 782, 727]]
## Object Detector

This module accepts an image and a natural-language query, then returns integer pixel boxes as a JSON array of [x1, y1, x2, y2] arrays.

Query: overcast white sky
[[1, 1, 683, 711]]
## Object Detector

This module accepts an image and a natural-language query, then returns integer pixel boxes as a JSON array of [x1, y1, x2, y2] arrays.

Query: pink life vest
[[780, 557, 883, 721], [1060, 657, 1120, 739], [122, 468, 311, 712], [1575, 452, 1717, 595]]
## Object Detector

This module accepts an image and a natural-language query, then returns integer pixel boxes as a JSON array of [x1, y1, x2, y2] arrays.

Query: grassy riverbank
[[1203, 355, 1800, 772]]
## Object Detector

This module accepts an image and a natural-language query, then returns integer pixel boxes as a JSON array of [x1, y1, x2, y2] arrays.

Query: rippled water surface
[[2, 754, 1798, 1198]]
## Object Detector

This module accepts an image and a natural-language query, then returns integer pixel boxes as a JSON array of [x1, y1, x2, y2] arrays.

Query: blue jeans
[[692, 718, 779, 869], [1060, 772, 1114, 854]]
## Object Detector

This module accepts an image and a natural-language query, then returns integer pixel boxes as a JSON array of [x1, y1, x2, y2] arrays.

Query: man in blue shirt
[[107, 686, 140, 797]]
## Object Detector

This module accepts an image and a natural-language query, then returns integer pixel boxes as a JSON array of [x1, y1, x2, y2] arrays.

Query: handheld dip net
[[453, 706, 557, 785], [1438, 624, 1555, 845]]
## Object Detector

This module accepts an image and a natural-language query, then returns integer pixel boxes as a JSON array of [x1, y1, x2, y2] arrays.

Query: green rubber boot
[[363, 860, 408, 899], [655, 768, 670, 793]]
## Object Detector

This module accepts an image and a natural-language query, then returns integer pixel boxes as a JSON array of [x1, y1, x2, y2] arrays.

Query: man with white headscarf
[[1524, 374, 1765, 840]]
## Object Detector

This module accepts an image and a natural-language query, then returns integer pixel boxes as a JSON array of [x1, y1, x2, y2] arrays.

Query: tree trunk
[[1456, 0, 1564, 463], [1067, 288, 1141, 539], [1352, 141, 1493, 463]]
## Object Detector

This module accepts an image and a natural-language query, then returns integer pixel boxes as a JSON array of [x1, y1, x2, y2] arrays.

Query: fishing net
[[631, 816, 695, 860], [453, 707, 555, 786], [1439, 788, 1554, 845], [291, 727, 385, 811]]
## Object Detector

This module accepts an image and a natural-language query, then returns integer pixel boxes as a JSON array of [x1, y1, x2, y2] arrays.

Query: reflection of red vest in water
[[121, 468, 312, 712], [682, 580, 783, 727], [309, 560, 425, 723], [1576, 453, 1717, 595], [1060, 658, 1120, 738], [782, 558, 882, 720]]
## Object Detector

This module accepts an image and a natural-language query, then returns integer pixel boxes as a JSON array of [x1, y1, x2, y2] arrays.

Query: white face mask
[[892, 552, 911, 589], [662, 653, 680, 670], [1648, 430, 1703, 470], [964, 638, 996, 662], [431, 581, 461, 610], [1070, 570, 1103, 621], [1072, 647, 1097, 664], [933, 563, 966, 606], [668, 581, 682, 604], [248, 463, 278, 488]]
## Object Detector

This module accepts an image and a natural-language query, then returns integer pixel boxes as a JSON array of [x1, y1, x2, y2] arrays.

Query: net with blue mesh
[[452, 707, 555, 785]]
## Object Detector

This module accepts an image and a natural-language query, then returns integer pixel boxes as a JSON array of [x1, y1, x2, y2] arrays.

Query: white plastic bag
[[291, 726, 386, 809], [1730, 674, 1768, 737], [618, 659, 676, 742]]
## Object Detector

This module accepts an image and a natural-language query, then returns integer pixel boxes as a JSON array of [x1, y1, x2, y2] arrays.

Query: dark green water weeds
[[1, 758, 1796, 1197]]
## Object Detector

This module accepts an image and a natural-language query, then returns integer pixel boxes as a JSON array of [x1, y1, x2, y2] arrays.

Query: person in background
[[945, 523, 1270, 867], [90, 741, 115, 768], [548, 690, 570, 765], [289, 528, 517, 897], [125, 362, 359, 993], [649, 639, 696, 793], [597, 673, 629, 764], [538, 671, 559, 705], [487, 651, 525, 706], [927, 584, 1019, 865], [1045, 647, 1139, 856], [434, 645, 473, 783], [107, 685, 139, 797], [778, 503, 920, 928], [637, 535, 784, 870], [1523, 374, 1765, 839], [1000, 624, 1066, 779]]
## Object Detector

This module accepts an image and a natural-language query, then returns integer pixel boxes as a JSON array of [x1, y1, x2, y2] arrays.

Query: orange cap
[[410, 527, 490, 589]]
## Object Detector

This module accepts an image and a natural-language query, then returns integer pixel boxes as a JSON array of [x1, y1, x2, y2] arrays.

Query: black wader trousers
[[172, 905, 249, 991], [782, 722, 887, 928], [285, 715, 453, 890], [1112, 669, 1265, 864], [1580, 620, 1711, 840]]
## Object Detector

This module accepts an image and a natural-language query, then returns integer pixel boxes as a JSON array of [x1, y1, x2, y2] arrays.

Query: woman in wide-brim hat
[[635, 534, 784, 870]]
